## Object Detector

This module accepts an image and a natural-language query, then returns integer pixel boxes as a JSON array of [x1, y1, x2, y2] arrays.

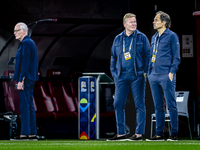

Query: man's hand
[[17, 82, 24, 90], [168, 72, 173, 82], [143, 73, 147, 78]]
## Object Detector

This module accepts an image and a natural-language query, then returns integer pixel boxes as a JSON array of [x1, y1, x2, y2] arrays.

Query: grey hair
[[17, 22, 28, 33]]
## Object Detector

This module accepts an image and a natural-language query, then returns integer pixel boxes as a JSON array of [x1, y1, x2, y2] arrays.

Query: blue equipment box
[[78, 76, 96, 139]]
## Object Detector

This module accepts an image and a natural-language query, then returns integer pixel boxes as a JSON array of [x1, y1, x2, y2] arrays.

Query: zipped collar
[[119, 29, 141, 37], [154, 28, 170, 37]]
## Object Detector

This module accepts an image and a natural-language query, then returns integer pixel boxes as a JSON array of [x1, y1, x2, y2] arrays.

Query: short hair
[[123, 13, 136, 23], [16, 22, 28, 33], [156, 11, 171, 28]]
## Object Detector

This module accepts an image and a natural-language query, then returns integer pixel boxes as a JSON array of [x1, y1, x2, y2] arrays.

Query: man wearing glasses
[[11, 22, 38, 141]]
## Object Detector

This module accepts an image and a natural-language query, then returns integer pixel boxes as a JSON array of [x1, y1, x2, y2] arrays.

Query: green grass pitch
[[0, 139, 200, 150]]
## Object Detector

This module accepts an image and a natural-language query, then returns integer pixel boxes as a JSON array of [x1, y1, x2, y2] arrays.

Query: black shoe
[[146, 135, 165, 141], [127, 135, 143, 141], [10, 136, 29, 141], [107, 135, 127, 141], [167, 136, 178, 141], [29, 136, 39, 141]]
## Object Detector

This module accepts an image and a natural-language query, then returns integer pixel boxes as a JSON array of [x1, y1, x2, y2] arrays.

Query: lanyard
[[151, 33, 159, 63], [123, 31, 135, 53], [153, 33, 159, 55]]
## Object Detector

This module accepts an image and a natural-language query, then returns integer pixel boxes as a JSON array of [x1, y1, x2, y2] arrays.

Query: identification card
[[151, 54, 156, 62], [124, 52, 131, 60]]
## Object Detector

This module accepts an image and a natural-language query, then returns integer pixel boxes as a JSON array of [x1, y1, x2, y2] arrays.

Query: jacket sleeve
[[110, 38, 116, 77], [170, 33, 181, 74], [143, 35, 150, 74], [19, 41, 31, 82]]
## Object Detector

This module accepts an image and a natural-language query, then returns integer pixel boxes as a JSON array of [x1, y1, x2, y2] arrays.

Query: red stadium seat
[[2, 81, 21, 115], [69, 81, 78, 111], [48, 81, 77, 122], [3, 70, 15, 77], [2, 70, 20, 115], [33, 81, 55, 121]]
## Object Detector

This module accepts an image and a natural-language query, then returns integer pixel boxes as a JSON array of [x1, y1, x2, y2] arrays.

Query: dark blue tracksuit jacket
[[110, 29, 150, 78], [148, 28, 180, 75], [13, 35, 38, 82]]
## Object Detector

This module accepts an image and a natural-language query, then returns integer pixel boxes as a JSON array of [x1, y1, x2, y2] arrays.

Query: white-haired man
[[11, 22, 38, 141]]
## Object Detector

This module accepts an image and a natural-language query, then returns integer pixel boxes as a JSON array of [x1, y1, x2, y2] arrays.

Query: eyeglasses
[[14, 29, 21, 33]]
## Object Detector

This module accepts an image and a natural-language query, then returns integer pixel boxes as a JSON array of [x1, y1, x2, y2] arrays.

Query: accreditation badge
[[151, 54, 156, 62], [124, 52, 131, 60]]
